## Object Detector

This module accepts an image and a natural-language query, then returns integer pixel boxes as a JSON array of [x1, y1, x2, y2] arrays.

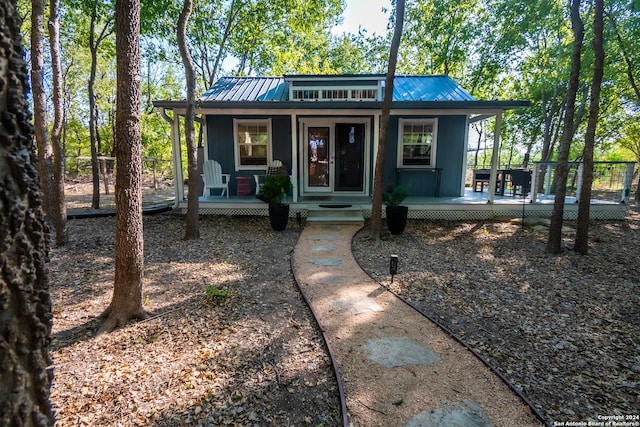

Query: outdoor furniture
[[236, 176, 252, 197], [509, 169, 532, 197], [254, 160, 287, 193], [396, 167, 442, 197], [473, 169, 491, 192], [202, 160, 230, 198]]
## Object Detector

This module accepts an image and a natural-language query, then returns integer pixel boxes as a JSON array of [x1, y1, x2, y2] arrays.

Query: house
[[154, 74, 630, 220]]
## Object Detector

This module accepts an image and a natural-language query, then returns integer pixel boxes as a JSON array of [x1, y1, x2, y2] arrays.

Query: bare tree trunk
[[548, 0, 583, 254], [89, 6, 101, 209], [49, 0, 67, 246], [100, 0, 147, 333], [178, 0, 199, 240], [575, 0, 604, 255], [31, 0, 53, 223], [0, 1, 54, 422], [370, 0, 405, 241], [88, 8, 113, 209]]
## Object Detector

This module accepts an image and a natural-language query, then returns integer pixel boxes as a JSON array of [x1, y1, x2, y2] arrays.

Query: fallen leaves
[[49, 214, 340, 426], [353, 207, 640, 423]]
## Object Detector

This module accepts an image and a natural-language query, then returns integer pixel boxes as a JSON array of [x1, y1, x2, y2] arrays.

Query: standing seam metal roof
[[200, 75, 476, 102]]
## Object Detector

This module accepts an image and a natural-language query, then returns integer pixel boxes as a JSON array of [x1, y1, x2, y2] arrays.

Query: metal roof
[[201, 77, 288, 102], [393, 75, 475, 101], [200, 75, 475, 103]]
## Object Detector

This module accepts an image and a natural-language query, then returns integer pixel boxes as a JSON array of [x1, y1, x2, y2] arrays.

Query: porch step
[[306, 205, 364, 225]]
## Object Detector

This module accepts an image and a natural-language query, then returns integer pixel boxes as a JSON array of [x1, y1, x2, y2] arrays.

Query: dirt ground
[[48, 178, 639, 426]]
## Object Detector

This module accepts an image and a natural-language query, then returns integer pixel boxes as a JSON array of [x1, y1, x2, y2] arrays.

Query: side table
[[236, 176, 252, 197]]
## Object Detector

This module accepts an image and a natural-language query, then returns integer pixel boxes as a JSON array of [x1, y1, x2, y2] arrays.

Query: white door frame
[[299, 117, 371, 196]]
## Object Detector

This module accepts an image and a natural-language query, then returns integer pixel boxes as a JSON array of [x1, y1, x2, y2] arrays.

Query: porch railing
[[531, 161, 634, 203]]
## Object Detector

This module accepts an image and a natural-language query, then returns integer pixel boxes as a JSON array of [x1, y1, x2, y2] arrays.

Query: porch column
[[291, 113, 298, 202], [160, 108, 185, 205], [487, 111, 502, 204], [576, 163, 583, 202], [622, 162, 634, 203]]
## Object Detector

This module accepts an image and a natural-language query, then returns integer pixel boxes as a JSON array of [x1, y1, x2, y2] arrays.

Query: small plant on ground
[[205, 285, 231, 304]]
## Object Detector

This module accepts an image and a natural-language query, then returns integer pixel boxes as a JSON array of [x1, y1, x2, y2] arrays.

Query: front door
[[302, 120, 368, 195]]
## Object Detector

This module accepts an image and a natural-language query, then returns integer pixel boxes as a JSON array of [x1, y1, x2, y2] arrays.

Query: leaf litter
[[352, 204, 640, 424]]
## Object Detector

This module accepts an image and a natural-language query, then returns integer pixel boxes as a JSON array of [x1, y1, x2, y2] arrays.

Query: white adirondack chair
[[201, 160, 230, 198]]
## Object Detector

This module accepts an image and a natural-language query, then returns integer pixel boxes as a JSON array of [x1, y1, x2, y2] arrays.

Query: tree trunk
[[547, 0, 584, 254], [31, 0, 53, 223], [100, 0, 147, 334], [370, 0, 405, 241], [575, 0, 604, 255], [178, 0, 199, 240], [0, 1, 54, 423], [49, 0, 67, 246], [89, 5, 101, 209]]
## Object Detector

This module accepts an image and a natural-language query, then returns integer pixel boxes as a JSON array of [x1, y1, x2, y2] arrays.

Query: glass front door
[[307, 126, 330, 190], [303, 120, 368, 195]]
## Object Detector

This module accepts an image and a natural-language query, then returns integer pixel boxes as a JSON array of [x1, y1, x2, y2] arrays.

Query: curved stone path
[[292, 223, 543, 427]]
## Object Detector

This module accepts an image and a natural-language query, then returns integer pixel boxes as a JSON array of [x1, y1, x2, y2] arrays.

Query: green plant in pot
[[257, 174, 292, 231], [383, 182, 410, 235]]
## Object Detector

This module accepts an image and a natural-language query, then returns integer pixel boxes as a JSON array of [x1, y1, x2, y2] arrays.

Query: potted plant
[[257, 174, 292, 231], [383, 183, 411, 235]]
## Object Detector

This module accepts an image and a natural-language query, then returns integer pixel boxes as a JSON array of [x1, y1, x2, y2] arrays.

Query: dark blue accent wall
[[206, 115, 292, 194], [382, 115, 466, 197]]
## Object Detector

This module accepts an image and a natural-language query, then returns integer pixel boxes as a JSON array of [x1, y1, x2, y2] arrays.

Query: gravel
[[351, 206, 640, 424]]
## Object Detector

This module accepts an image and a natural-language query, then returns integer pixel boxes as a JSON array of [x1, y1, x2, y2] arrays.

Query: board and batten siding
[[205, 115, 293, 195], [383, 115, 467, 198]]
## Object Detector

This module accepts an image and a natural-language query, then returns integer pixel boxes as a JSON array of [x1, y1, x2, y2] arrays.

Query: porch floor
[[191, 188, 628, 220]]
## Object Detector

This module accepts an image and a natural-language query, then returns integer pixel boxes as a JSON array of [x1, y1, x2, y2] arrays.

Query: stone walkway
[[291, 223, 542, 427]]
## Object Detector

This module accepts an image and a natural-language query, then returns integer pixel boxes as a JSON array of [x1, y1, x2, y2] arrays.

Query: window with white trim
[[234, 119, 271, 169], [397, 118, 438, 168]]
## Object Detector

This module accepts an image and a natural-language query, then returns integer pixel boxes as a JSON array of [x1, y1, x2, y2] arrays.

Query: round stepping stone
[[308, 258, 342, 266], [362, 336, 440, 368], [407, 399, 494, 427], [312, 245, 337, 251]]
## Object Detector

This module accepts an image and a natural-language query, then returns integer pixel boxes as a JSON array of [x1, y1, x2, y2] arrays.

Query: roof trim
[[153, 99, 530, 111]]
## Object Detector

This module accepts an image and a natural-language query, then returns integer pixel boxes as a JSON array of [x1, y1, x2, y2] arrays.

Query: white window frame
[[396, 118, 438, 168], [233, 118, 272, 171]]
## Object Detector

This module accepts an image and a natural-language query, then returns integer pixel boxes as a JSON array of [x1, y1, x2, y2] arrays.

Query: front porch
[[184, 188, 629, 221]]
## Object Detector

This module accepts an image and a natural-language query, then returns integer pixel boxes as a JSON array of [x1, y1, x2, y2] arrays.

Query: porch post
[[622, 162, 634, 203], [173, 115, 184, 202], [160, 108, 184, 205], [291, 113, 298, 202], [487, 111, 502, 204], [576, 162, 583, 202], [372, 113, 380, 197]]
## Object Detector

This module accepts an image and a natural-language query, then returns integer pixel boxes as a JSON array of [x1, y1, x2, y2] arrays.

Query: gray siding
[[206, 115, 292, 195], [383, 115, 467, 197]]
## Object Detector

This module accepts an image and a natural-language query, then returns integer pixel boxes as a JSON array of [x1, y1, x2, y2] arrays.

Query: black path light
[[390, 254, 399, 283]]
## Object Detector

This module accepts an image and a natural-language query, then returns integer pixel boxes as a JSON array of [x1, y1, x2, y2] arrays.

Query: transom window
[[397, 118, 438, 168], [234, 119, 271, 169], [291, 87, 380, 101]]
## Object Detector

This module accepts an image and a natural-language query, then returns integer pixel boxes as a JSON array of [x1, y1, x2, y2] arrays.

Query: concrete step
[[306, 216, 364, 225], [306, 205, 364, 224]]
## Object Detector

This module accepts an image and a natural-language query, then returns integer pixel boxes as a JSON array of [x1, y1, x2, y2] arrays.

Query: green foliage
[[383, 183, 410, 207], [257, 174, 292, 205], [205, 285, 230, 304]]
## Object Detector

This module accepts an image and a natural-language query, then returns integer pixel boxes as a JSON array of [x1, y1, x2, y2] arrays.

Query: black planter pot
[[268, 203, 290, 231], [386, 205, 408, 235]]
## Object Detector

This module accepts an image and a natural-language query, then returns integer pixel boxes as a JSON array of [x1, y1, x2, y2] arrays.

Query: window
[[234, 119, 271, 169], [397, 118, 438, 168]]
